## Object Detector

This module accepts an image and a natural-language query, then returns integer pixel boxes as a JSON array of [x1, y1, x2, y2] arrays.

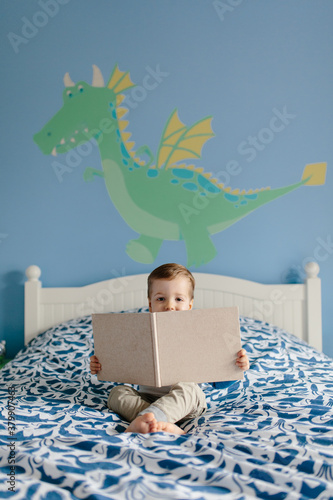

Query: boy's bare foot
[[124, 413, 185, 435], [156, 421, 185, 435], [125, 412, 158, 434]]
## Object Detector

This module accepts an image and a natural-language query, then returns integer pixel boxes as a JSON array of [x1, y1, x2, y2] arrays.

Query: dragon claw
[[83, 167, 105, 182]]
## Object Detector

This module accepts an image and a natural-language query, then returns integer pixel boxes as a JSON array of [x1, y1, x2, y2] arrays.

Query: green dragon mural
[[34, 64, 326, 267]]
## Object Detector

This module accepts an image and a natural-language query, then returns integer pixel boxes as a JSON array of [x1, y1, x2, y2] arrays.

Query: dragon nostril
[[47, 132, 52, 137]]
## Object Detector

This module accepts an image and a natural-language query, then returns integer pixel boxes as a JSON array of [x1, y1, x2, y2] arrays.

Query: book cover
[[92, 307, 243, 387]]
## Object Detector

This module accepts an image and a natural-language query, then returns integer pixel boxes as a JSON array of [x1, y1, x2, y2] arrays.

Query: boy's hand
[[236, 349, 249, 371], [90, 355, 101, 375]]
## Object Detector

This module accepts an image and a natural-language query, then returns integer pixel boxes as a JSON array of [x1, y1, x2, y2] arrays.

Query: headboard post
[[305, 262, 322, 352], [25, 265, 42, 345]]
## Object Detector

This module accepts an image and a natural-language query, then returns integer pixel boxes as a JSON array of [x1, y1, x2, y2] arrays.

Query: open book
[[92, 307, 243, 387]]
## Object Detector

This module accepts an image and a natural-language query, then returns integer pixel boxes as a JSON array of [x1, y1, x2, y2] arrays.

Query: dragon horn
[[63, 72, 75, 87], [92, 65, 105, 87]]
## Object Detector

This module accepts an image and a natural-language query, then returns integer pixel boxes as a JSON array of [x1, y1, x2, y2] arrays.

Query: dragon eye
[[78, 85, 84, 93], [66, 90, 73, 98]]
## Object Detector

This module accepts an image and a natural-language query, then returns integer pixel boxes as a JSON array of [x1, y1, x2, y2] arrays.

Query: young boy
[[90, 263, 249, 434]]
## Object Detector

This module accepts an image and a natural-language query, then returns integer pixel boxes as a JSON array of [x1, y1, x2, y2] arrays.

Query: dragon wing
[[156, 109, 215, 169]]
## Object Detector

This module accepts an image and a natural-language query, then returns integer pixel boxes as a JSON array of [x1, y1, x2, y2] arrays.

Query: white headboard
[[24, 262, 322, 351]]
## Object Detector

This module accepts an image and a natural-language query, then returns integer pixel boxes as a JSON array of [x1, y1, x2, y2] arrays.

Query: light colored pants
[[107, 382, 207, 424]]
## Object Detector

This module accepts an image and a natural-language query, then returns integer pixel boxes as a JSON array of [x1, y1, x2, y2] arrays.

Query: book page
[[155, 307, 243, 386], [93, 313, 156, 385]]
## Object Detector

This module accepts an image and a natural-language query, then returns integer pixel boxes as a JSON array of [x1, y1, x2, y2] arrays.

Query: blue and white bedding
[[0, 310, 332, 500]]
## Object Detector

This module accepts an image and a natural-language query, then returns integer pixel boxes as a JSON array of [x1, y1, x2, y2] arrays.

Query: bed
[[0, 262, 332, 499]]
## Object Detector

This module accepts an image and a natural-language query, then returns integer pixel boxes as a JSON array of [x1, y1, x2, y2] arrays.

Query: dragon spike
[[63, 72, 75, 87], [92, 65, 105, 87], [107, 64, 135, 94]]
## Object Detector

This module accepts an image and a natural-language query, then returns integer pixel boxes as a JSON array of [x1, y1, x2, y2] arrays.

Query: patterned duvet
[[0, 310, 332, 500]]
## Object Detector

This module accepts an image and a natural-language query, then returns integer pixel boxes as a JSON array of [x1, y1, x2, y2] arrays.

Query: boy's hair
[[147, 263, 195, 299]]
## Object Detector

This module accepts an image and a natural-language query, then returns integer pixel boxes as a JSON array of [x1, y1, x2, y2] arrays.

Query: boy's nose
[[165, 301, 175, 311]]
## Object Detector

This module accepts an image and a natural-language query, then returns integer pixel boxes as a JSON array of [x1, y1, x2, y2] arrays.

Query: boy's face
[[149, 277, 193, 313]]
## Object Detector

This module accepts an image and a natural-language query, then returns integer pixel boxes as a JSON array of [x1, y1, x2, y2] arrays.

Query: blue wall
[[1, 0, 332, 358]]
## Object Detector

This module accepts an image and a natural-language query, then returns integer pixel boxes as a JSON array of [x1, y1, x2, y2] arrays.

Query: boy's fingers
[[90, 362, 101, 372], [90, 355, 101, 374]]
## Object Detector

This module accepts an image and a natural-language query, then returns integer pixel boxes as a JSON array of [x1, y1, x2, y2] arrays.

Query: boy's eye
[[157, 297, 164, 301], [176, 298, 183, 302]]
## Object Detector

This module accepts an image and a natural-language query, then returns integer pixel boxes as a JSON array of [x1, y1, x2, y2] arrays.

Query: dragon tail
[[301, 162, 327, 185]]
